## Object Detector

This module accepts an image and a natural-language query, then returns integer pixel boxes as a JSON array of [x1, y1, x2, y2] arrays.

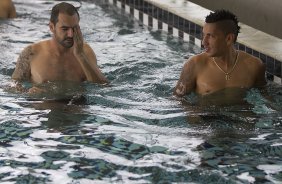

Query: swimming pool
[[0, 0, 282, 183]]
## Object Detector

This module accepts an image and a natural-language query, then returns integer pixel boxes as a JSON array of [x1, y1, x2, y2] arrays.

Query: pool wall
[[104, 0, 282, 84], [188, 0, 282, 40]]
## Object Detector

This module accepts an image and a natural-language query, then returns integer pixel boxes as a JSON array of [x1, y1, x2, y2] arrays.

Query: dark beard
[[60, 38, 74, 48]]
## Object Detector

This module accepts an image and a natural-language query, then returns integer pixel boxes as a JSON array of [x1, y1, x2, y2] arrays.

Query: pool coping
[[106, 0, 282, 84]]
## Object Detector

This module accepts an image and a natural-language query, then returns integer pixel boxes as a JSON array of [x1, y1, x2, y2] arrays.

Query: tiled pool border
[[105, 0, 282, 84]]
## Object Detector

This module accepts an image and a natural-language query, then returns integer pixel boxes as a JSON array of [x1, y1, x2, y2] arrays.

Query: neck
[[213, 48, 237, 70]]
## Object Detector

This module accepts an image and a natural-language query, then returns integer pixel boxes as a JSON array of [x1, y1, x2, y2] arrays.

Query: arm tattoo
[[12, 46, 33, 81]]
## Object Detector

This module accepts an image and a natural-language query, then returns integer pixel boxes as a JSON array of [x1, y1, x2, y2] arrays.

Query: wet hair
[[50, 2, 80, 25], [205, 9, 240, 42]]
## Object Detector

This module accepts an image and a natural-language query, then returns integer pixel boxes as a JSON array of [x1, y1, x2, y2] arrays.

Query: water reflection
[[18, 81, 88, 131], [179, 87, 282, 183]]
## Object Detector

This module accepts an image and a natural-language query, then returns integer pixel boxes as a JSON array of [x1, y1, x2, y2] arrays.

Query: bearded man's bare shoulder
[[12, 45, 34, 80], [32, 40, 50, 50], [12, 40, 52, 81]]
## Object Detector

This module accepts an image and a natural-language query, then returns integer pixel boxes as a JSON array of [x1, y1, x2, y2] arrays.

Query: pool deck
[[108, 0, 282, 84]]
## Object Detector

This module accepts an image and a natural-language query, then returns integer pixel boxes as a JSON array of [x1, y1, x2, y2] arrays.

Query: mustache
[[64, 37, 73, 41]]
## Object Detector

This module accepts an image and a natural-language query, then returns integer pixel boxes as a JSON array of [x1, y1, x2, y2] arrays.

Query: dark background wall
[[187, 0, 282, 39]]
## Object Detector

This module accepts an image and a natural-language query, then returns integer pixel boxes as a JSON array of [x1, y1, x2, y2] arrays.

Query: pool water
[[0, 0, 282, 183]]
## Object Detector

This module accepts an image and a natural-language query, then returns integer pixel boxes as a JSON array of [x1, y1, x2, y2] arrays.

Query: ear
[[225, 33, 235, 46], [225, 33, 235, 45], [49, 22, 55, 33]]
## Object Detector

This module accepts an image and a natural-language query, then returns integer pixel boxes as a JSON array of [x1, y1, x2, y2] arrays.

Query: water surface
[[0, 0, 282, 183]]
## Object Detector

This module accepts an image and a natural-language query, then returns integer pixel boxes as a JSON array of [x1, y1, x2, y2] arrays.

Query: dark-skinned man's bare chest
[[196, 64, 255, 95]]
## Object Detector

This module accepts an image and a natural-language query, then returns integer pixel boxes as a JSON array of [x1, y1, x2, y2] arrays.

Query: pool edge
[[106, 0, 282, 84]]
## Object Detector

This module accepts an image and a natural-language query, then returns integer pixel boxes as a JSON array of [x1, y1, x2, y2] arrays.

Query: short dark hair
[[205, 9, 240, 42], [50, 2, 80, 25]]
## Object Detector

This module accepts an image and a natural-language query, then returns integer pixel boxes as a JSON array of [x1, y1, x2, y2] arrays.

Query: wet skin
[[12, 13, 108, 94], [173, 23, 266, 97]]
